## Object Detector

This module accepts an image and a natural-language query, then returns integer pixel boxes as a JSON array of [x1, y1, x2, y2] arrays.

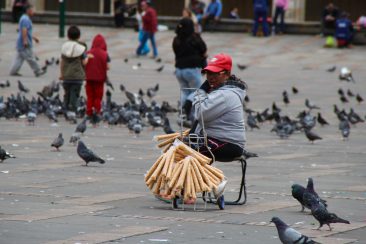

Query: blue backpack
[[335, 19, 352, 39]]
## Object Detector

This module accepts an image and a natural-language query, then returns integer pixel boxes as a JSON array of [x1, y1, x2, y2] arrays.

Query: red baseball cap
[[203, 53, 232, 73]]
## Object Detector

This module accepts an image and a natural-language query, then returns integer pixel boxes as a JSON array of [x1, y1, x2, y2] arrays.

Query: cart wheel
[[217, 195, 225, 210], [172, 196, 179, 209]]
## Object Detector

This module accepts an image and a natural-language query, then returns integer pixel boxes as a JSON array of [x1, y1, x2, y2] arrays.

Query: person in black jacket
[[321, 2, 339, 36], [114, 0, 126, 28], [173, 18, 207, 120]]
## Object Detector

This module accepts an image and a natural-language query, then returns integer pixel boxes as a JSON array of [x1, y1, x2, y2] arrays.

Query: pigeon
[[138, 88, 145, 97], [75, 118, 87, 134], [120, 84, 125, 92], [348, 108, 364, 124], [244, 95, 250, 103], [237, 64, 248, 71], [340, 95, 349, 103], [147, 84, 159, 99], [346, 89, 354, 97], [163, 117, 175, 134], [292, 86, 299, 94], [156, 58, 162, 63], [305, 99, 320, 110], [337, 88, 344, 96], [247, 113, 260, 130], [55, 58, 60, 65], [283, 90, 290, 105], [51, 133, 64, 151], [356, 94, 363, 104], [106, 78, 114, 91], [272, 102, 281, 113], [77, 140, 105, 166], [326, 66, 336, 72], [27, 111, 37, 126], [124, 58, 128, 63], [18, 80, 29, 93], [310, 198, 350, 231], [69, 133, 80, 145], [302, 178, 328, 210], [317, 113, 329, 126], [0, 80, 10, 88], [339, 119, 350, 140], [304, 129, 322, 143], [147, 112, 162, 129], [156, 65, 164, 72], [339, 67, 355, 83], [0, 146, 16, 162], [291, 184, 306, 212], [271, 217, 320, 244]]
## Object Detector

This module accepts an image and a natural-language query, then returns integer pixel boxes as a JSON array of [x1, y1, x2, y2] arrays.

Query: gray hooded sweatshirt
[[193, 76, 247, 148]]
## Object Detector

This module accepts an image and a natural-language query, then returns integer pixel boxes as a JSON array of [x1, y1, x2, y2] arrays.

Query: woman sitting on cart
[[191, 53, 247, 162]]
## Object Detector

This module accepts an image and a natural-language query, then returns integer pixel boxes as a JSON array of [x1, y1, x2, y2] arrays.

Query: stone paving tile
[[223, 201, 298, 215], [45, 226, 168, 244], [312, 237, 358, 244], [58, 193, 145, 205], [1, 205, 113, 222]]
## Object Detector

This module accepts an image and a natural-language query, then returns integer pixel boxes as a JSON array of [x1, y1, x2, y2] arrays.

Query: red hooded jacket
[[86, 34, 108, 82], [142, 7, 158, 33]]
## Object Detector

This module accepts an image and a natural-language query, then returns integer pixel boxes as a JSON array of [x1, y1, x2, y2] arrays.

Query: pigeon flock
[[243, 66, 364, 143]]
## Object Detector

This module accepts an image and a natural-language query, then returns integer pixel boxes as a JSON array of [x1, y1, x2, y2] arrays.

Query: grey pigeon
[[51, 133, 64, 151], [18, 80, 29, 93], [310, 198, 350, 231], [163, 117, 175, 134], [356, 94, 363, 104], [77, 141, 105, 166], [339, 119, 350, 140], [305, 99, 320, 110], [302, 178, 327, 210], [317, 113, 329, 126], [247, 113, 260, 130], [0, 146, 16, 162], [69, 133, 80, 146], [291, 184, 306, 212], [271, 217, 319, 244], [75, 118, 87, 134]]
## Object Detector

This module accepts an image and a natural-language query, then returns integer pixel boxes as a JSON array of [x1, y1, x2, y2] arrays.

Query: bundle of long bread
[[145, 134, 225, 202]]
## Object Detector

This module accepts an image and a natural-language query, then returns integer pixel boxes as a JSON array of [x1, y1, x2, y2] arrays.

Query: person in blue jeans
[[136, 1, 158, 58], [173, 18, 207, 121], [335, 12, 354, 48], [252, 0, 270, 37]]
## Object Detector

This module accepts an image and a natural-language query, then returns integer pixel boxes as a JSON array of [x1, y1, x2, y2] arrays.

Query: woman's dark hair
[[175, 18, 195, 39], [67, 26, 81, 40]]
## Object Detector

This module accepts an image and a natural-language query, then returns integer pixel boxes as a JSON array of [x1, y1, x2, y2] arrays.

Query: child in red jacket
[[85, 34, 110, 118]]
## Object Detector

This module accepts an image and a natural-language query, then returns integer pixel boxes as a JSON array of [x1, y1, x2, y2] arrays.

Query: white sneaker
[[214, 178, 227, 199]]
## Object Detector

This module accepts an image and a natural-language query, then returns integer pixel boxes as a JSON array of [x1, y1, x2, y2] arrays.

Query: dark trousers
[[273, 6, 285, 34], [196, 137, 244, 162], [114, 13, 125, 27], [252, 9, 270, 36], [63, 83, 82, 112], [321, 20, 336, 36], [86, 81, 104, 116], [201, 14, 218, 32]]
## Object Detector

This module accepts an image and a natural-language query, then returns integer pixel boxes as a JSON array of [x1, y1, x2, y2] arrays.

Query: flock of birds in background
[[244, 66, 364, 143], [0, 57, 364, 243]]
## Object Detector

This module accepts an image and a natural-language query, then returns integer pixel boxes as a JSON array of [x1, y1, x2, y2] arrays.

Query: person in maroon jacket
[[136, 1, 158, 58], [85, 34, 110, 118]]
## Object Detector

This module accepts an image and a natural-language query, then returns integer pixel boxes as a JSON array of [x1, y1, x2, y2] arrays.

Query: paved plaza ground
[[0, 22, 366, 243]]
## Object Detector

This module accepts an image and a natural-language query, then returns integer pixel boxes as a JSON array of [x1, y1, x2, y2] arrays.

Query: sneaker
[[35, 70, 46, 77], [213, 178, 228, 199], [10, 72, 22, 77]]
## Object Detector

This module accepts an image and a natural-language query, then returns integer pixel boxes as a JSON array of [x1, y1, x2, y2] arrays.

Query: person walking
[[85, 34, 110, 118], [136, 1, 158, 58], [173, 18, 207, 121], [9, 4, 46, 77], [60, 26, 90, 113], [252, 0, 270, 37], [273, 0, 289, 34]]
